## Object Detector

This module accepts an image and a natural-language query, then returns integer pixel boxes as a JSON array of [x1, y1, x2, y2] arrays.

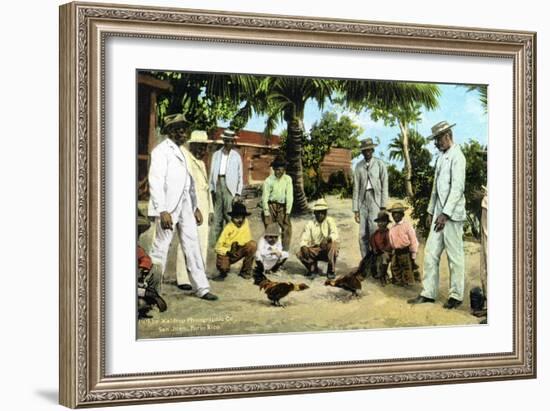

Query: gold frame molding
[[59, 1, 536, 408]]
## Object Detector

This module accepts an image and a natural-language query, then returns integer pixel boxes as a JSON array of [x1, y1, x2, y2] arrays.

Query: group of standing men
[[143, 113, 300, 303], [353, 121, 469, 309], [142, 111, 475, 312]]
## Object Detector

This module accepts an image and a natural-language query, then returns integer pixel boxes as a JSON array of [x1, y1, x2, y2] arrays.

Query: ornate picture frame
[[59, 1, 536, 407]]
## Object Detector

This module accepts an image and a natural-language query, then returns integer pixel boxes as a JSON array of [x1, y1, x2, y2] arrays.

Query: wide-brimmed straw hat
[[228, 202, 251, 217], [161, 113, 190, 134], [374, 211, 390, 223], [312, 198, 329, 212], [360, 138, 377, 150], [264, 223, 281, 237], [427, 121, 456, 140], [388, 202, 409, 213], [188, 130, 212, 144]]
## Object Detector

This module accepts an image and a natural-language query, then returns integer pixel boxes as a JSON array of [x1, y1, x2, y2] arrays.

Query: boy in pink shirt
[[388, 202, 419, 286]]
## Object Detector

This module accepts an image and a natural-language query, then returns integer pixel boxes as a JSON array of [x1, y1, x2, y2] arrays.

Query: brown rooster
[[255, 273, 309, 307], [324, 270, 365, 298]]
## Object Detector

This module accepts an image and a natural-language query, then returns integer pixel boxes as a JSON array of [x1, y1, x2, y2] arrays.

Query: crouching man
[[137, 214, 167, 319], [297, 198, 339, 279]]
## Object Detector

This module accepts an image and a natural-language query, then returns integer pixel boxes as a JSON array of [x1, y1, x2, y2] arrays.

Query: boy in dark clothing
[[369, 211, 392, 285]]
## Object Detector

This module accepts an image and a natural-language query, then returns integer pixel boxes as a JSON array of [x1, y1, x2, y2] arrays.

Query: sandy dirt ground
[[138, 196, 483, 339]]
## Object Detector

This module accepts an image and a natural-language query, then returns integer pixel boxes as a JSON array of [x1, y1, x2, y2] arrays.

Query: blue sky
[[220, 83, 487, 165]]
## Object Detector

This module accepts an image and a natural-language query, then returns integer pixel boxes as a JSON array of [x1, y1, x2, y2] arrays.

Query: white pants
[[175, 219, 209, 286], [421, 203, 465, 301], [256, 250, 290, 271], [480, 205, 488, 298], [149, 193, 210, 297]]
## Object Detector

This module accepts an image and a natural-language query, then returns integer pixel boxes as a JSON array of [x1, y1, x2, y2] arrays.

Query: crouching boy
[[212, 203, 257, 281], [369, 211, 392, 286], [388, 202, 419, 287], [253, 224, 289, 283]]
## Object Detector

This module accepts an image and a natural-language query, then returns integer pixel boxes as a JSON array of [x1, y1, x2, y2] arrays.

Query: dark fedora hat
[[360, 138, 377, 150], [271, 156, 287, 168], [161, 113, 190, 134], [228, 202, 251, 217], [374, 211, 390, 223]]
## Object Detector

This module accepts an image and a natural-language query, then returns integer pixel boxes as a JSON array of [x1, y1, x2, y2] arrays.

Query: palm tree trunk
[[399, 121, 414, 198], [285, 118, 310, 214]]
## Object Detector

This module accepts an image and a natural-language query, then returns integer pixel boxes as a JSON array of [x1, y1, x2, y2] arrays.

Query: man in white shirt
[[297, 198, 340, 279], [147, 114, 217, 301], [209, 129, 244, 246]]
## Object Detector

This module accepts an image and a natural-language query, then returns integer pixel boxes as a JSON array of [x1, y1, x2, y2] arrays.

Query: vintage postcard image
[[135, 70, 488, 339]]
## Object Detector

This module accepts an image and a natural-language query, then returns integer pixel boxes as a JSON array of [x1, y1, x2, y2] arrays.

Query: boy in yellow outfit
[[212, 203, 257, 281]]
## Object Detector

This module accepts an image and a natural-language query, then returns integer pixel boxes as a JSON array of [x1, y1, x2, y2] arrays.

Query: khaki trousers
[[262, 202, 292, 251], [297, 240, 339, 274]]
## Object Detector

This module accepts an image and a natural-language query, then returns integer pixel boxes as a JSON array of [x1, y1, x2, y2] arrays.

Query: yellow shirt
[[300, 216, 339, 247], [215, 219, 253, 255]]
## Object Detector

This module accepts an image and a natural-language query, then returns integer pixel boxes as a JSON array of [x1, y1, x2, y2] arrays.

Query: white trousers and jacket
[[147, 138, 210, 297], [176, 147, 212, 285], [421, 143, 466, 302]]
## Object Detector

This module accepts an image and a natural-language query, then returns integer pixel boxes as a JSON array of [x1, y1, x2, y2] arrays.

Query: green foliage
[[389, 135, 487, 239], [280, 111, 361, 201], [464, 85, 488, 113], [327, 170, 354, 198], [387, 164, 407, 199], [303, 111, 363, 171], [302, 170, 326, 201], [406, 136, 434, 238], [461, 139, 488, 238], [151, 71, 258, 134], [389, 129, 430, 164]]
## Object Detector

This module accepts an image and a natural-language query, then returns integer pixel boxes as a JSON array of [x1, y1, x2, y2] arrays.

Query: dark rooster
[[324, 257, 368, 297], [255, 273, 309, 307]]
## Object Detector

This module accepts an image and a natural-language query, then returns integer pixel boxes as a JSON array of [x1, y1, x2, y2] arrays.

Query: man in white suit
[[148, 114, 218, 301], [176, 131, 214, 288], [408, 121, 466, 309], [209, 129, 243, 246]]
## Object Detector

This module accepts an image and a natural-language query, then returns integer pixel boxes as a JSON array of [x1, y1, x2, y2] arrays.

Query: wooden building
[[137, 74, 172, 199]]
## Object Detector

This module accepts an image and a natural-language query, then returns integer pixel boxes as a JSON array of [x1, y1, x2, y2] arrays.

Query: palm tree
[[465, 85, 488, 114], [153, 72, 261, 133], [246, 78, 441, 213], [154, 72, 441, 213], [226, 76, 336, 213], [344, 82, 440, 197], [388, 128, 428, 163]]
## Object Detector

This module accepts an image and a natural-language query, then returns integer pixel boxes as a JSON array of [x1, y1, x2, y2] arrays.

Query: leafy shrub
[[327, 170, 354, 198], [387, 164, 407, 199]]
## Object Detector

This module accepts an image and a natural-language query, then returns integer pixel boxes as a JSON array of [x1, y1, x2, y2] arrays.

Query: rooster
[[324, 268, 365, 298], [255, 273, 309, 307]]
